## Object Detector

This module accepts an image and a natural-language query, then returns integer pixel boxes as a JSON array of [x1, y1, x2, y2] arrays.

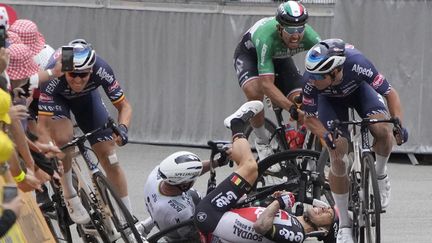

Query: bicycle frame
[[70, 139, 120, 240]]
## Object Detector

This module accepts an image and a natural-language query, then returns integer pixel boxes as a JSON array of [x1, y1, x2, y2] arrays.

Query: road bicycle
[[328, 116, 403, 243], [145, 140, 333, 242], [59, 118, 144, 243]]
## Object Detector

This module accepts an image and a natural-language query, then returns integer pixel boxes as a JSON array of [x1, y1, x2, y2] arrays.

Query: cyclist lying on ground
[[194, 101, 338, 243], [141, 147, 231, 241]]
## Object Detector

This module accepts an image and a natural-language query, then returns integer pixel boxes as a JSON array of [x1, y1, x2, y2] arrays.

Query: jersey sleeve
[[301, 73, 319, 117], [347, 54, 391, 95], [38, 78, 61, 116], [301, 24, 321, 50], [252, 32, 276, 75], [93, 57, 126, 104]]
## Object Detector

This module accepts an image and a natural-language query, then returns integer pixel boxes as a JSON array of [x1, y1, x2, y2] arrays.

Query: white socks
[[332, 192, 351, 228], [375, 154, 390, 178], [61, 170, 77, 199], [254, 125, 269, 144]]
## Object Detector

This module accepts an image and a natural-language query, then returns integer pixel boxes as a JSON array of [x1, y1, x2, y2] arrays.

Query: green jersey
[[247, 17, 321, 75]]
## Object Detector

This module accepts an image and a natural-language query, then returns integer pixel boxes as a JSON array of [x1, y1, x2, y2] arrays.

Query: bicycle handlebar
[[328, 117, 401, 139], [60, 117, 119, 151]]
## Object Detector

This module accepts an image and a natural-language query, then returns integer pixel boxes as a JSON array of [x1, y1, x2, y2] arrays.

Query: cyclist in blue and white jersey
[[37, 39, 133, 224], [301, 39, 408, 243]]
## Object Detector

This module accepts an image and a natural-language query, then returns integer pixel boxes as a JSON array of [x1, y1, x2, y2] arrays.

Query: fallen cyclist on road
[[194, 101, 339, 243], [140, 146, 231, 242]]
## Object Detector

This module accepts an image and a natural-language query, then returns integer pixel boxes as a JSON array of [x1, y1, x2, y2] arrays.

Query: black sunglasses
[[68, 72, 91, 78]]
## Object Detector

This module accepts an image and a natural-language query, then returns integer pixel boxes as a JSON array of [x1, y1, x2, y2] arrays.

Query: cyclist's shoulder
[[249, 17, 279, 44], [90, 56, 116, 84]]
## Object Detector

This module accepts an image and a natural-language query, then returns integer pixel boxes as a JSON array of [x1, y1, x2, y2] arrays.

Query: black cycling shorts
[[194, 172, 251, 233]]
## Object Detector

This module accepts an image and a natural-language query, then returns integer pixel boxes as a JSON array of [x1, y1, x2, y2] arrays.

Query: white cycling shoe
[[66, 196, 91, 224], [337, 227, 355, 243], [378, 174, 391, 209], [224, 101, 263, 128]]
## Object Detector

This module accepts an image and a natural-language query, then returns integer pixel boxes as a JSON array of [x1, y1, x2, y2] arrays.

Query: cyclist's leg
[[353, 83, 393, 208], [39, 95, 90, 224], [318, 96, 353, 232], [234, 45, 268, 143], [71, 91, 131, 212], [194, 101, 262, 234]]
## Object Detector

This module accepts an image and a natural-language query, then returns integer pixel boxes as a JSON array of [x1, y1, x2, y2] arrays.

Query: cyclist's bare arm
[[253, 200, 280, 234], [113, 97, 132, 128], [260, 75, 295, 110], [304, 115, 328, 139], [384, 87, 403, 122]]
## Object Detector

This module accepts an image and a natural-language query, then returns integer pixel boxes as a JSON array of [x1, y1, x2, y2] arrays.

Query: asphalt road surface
[[69, 143, 431, 243]]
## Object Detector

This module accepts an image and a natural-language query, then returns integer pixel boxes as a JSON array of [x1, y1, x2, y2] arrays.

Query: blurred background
[[6, 0, 431, 163]]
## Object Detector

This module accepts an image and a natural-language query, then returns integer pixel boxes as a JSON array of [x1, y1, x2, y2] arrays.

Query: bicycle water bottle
[[295, 125, 307, 148], [285, 124, 298, 149]]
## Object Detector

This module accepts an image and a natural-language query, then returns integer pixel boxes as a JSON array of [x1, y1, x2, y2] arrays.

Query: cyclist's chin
[[70, 84, 86, 92]]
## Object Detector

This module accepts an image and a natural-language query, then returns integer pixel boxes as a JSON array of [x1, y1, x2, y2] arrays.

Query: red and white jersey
[[211, 207, 305, 243]]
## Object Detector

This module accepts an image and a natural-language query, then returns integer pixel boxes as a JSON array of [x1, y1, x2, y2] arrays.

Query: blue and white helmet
[[305, 39, 346, 74], [158, 151, 203, 185], [69, 39, 96, 72]]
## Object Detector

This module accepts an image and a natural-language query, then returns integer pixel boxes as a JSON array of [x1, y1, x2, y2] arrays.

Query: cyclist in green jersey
[[233, 1, 321, 162]]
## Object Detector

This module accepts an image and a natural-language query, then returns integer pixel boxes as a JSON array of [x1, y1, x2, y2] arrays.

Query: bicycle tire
[[146, 219, 199, 243], [94, 171, 143, 243], [41, 181, 73, 243], [360, 153, 381, 243], [254, 150, 333, 205], [79, 187, 110, 242]]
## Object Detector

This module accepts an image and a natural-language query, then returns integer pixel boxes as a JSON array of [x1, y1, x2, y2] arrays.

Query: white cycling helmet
[[158, 151, 203, 185], [305, 38, 346, 74], [69, 39, 96, 72]]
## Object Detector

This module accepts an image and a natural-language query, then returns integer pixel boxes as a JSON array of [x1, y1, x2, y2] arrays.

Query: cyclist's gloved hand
[[275, 191, 295, 210], [117, 124, 129, 146], [393, 126, 408, 145], [323, 131, 336, 150], [289, 104, 299, 121]]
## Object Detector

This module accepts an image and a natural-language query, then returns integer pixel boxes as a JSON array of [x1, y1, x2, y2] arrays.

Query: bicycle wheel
[[146, 219, 199, 243], [244, 117, 285, 155], [79, 187, 110, 242], [360, 153, 381, 243], [41, 182, 73, 243], [254, 150, 333, 205], [94, 172, 143, 243]]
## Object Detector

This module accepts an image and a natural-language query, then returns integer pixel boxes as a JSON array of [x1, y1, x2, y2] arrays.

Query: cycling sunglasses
[[309, 73, 326, 81], [283, 25, 305, 34], [68, 72, 91, 78]]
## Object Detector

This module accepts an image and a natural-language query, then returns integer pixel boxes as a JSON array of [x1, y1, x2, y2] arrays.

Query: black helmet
[[276, 1, 308, 26]]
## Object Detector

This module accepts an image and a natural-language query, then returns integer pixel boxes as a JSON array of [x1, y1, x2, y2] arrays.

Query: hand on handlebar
[[393, 125, 408, 145], [323, 131, 336, 150], [212, 144, 232, 168], [114, 124, 129, 146], [289, 104, 299, 121]]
